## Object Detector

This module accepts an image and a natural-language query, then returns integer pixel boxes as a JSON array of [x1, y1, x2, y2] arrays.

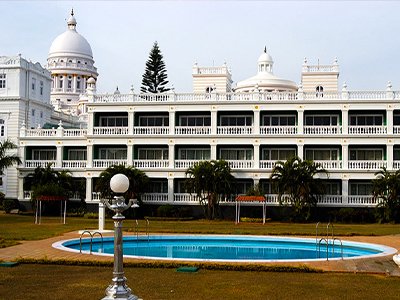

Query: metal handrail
[[92, 231, 104, 253], [316, 222, 343, 260], [333, 237, 343, 259], [318, 238, 329, 260], [80, 231, 93, 254], [146, 219, 150, 242], [135, 219, 139, 242]]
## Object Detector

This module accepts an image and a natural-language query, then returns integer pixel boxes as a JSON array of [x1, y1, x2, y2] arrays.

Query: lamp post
[[101, 173, 139, 300]]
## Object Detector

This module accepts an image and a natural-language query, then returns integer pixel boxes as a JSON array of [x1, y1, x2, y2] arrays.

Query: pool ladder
[[133, 219, 150, 242], [80, 231, 103, 254], [316, 222, 343, 261]]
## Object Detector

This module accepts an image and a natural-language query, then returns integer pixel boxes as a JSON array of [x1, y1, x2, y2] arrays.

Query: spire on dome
[[67, 8, 77, 30], [264, 46, 267, 53]]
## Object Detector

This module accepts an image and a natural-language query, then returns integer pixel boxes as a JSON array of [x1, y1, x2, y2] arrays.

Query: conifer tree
[[141, 41, 170, 93]]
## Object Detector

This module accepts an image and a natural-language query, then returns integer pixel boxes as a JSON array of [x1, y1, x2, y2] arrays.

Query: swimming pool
[[53, 235, 397, 262]]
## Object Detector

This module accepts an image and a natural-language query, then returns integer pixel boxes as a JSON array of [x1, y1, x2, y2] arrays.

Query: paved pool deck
[[0, 231, 399, 276]]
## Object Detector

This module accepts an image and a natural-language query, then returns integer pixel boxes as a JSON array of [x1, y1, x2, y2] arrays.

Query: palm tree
[[270, 156, 328, 221], [95, 165, 150, 201], [372, 167, 400, 223], [0, 139, 21, 175], [184, 160, 235, 219]]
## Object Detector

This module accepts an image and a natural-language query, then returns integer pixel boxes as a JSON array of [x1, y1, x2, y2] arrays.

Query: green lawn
[[1, 214, 400, 248], [0, 264, 399, 300]]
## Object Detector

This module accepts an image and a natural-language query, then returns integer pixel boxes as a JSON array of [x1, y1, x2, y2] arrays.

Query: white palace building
[[9, 11, 400, 211]]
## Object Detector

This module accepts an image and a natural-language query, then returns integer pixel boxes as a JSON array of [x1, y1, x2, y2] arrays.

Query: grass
[[0, 264, 399, 300], [1, 213, 400, 248]]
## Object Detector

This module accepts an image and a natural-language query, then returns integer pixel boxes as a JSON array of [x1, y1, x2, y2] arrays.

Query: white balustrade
[[317, 195, 343, 204], [142, 193, 169, 202], [348, 126, 387, 135], [91, 192, 102, 201], [348, 160, 386, 170], [47, 62, 97, 72], [303, 91, 340, 100], [134, 94, 169, 102], [259, 160, 278, 169], [23, 191, 32, 199], [94, 94, 133, 103], [304, 126, 341, 135], [175, 93, 211, 101], [260, 126, 297, 135], [25, 160, 56, 168], [175, 160, 201, 169], [197, 67, 227, 74], [69, 192, 81, 201], [227, 160, 253, 169], [348, 91, 386, 100], [217, 93, 253, 101], [174, 193, 199, 203], [133, 160, 169, 168], [93, 159, 127, 168], [175, 126, 211, 135], [393, 161, 400, 169], [217, 126, 253, 135], [93, 127, 129, 135], [133, 126, 169, 135], [348, 195, 376, 205], [313, 160, 342, 169], [305, 65, 337, 72], [26, 129, 57, 137], [64, 129, 87, 137], [62, 160, 87, 169], [394, 91, 400, 100], [265, 194, 291, 205], [394, 126, 400, 134]]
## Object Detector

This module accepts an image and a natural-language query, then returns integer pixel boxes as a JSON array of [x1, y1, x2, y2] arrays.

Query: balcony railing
[[226, 160, 253, 169], [25, 160, 56, 168], [26, 129, 56, 137], [260, 126, 296, 135], [304, 126, 342, 135], [24, 128, 87, 137], [62, 160, 87, 169], [133, 159, 169, 168], [348, 126, 387, 135], [348, 160, 386, 170], [348, 195, 377, 205], [175, 160, 201, 169], [313, 160, 342, 169], [93, 159, 127, 168], [259, 160, 278, 169], [317, 195, 343, 204], [92, 192, 102, 201], [93, 127, 129, 135], [175, 126, 211, 135], [133, 126, 169, 135], [142, 193, 169, 202], [394, 161, 400, 169], [174, 193, 199, 203], [394, 126, 400, 134], [64, 129, 87, 137], [217, 126, 253, 135]]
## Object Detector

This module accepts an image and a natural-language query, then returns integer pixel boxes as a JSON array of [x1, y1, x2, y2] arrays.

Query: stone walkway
[[1, 231, 399, 276]]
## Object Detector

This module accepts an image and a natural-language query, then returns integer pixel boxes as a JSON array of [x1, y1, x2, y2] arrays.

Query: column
[[342, 177, 349, 205], [18, 175, 24, 201], [169, 144, 175, 168], [297, 107, 304, 134], [254, 109, 260, 135], [128, 111, 134, 135], [87, 112, 94, 135], [169, 110, 175, 135], [211, 110, 217, 135], [211, 144, 217, 160], [387, 144, 394, 170], [87, 144, 93, 168], [62, 74, 67, 93], [342, 107, 349, 135], [297, 144, 304, 160], [387, 106, 394, 135], [253, 144, 260, 169], [127, 144, 133, 166], [342, 143, 348, 170], [85, 177, 93, 202], [56, 145, 63, 168], [168, 177, 174, 203], [19, 145, 26, 166], [73, 74, 77, 93], [98, 202, 106, 231]]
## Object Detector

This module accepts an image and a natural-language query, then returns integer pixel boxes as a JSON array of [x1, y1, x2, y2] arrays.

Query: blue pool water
[[56, 235, 395, 262]]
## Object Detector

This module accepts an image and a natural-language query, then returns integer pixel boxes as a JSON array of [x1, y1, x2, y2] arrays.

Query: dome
[[87, 77, 96, 84], [48, 10, 93, 60], [258, 47, 273, 64]]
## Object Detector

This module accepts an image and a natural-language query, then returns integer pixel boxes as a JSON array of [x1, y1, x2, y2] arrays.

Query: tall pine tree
[[141, 41, 170, 93]]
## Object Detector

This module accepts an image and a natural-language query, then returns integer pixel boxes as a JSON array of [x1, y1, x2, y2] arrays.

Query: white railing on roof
[[216, 93, 253, 101], [133, 126, 169, 135], [26, 129, 56, 137], [95, 94, 134, 102], [313, 160, 342, 169], [62, 160, 87, 169], [25, 160, 56, 168], [226, 160, 253, 169], [304, 126, 341, 135], [142, 193, 169, 202], [93, 159, 127, 168], [348, 126, 387, 135], [175, 93, 211, 101], [197, 67, 228, 75], [303, 91, 340, 100], [175, 126, 211, 135], [133, 159, 169, 168], [348, 91, 386, 100], [348, 195, 377, 205], [305, 65, 337, 72], [47, 62, 97, 72], [93, 127, 129, 135], [260, 126, 297, 135], [348, 160, 386, 170], [64, 129, 87, 137], [217, 126, 253, 135], [259, 160, 278, 169], [174, 193, 199, 203], [175, 160, 202, 169]]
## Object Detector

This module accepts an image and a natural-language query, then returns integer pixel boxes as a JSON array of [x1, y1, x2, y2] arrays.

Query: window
[[0, 74, 6, 89], [33, 149, 56, 160], [40, 81, 44, 95], [221, 149, 252, 160], [99, 148, 127, 160], [150, 181, 168, 193], [139, 116, 168, 127], [349, 115, 383, 126], [394, 149, 400, 160], [68, 149, 87, 160], [40, 112, 43, 125], [262, 148, 296, 160], [235, 181, 253, 195], [179, 149, 210, 160], [305, 149, 338, 161], [305, 115, 338, 126], [77, 77, 81, 89], [31, 78, 36, 91], [325, 182, 340, 195], [138, 149, 168, 160], [31, 109, 35, 126], [0, 119, 5, 137], [350, 183, 373, 195], [220, 116, 252, 126], [261, 182, 278, 194], [0, 176, 2, 186], [263, 115, 296, 126], [67, 76, 72, 89], [100, 116, 128, 127], [349, 149, 383, 161], [205, 86, 213, 93], [59, 76, 63, 89], [179, 116, 211, 127]]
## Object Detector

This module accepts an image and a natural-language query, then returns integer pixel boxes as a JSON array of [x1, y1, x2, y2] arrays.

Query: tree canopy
[[270, 156, 328, 221], [184, 160, 235, 219], [141, 41, 170, 94]]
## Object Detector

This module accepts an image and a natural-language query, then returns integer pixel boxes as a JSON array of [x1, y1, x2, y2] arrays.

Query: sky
[[2, 1, 400, 93]]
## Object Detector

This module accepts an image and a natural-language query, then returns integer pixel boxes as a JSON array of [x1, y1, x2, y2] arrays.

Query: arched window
[[316, 86, 324, 98], [0, 119, 5, 136], [205, 87, 213, 93]]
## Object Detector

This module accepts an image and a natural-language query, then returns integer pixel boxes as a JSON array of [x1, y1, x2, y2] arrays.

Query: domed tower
[[46, 9, 98, 114], [233, 47, 297, 92]]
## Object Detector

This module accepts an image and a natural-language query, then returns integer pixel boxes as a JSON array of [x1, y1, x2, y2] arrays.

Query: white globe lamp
[[110, 174, 129, 194]]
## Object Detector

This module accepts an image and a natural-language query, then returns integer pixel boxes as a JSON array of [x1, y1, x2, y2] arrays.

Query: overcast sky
[[2, 1, 400, 93]]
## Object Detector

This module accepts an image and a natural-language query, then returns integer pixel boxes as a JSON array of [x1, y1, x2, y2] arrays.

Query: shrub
[[157, 204, 176, 217], [84, 213, 99, 219], [3, 199, 17, 213]]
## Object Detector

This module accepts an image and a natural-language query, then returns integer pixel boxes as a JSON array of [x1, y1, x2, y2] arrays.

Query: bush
[[3, 199, 17, 213], [84, 213, 99, 219], [157, 204, 176, 217]]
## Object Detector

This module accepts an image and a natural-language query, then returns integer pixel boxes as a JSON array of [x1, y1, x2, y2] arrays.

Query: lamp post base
[[102, 276, 138, 300]]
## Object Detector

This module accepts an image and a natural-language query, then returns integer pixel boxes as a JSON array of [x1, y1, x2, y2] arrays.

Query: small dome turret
[[257, 47, 274, 73]]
